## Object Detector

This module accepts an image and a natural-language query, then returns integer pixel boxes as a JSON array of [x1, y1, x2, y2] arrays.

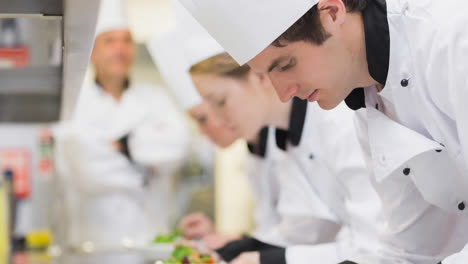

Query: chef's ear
[[317, 0, 347, 31]]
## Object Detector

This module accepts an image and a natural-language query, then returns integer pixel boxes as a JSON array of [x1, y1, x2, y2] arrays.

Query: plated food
[[153, 229, 183, 244], [160, 245, 216, 264]]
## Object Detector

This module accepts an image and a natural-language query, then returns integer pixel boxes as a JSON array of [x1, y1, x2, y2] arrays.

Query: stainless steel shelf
[[0, 0, 63, 16], [0, 66, 62, 95]]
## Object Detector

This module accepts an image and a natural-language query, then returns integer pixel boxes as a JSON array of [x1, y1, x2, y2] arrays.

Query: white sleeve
[[286, 243, 345, 264], [442, 244, 468, 264], [425, 19, 468, 263], [128, 90, 190, 167], [434, 75, 468, 264], [285, 238, 407, 264], [277, 215, 340, 245], [55, 127, 144, 194], [450, 48, 468, 174], [424, 18, 468, 174]]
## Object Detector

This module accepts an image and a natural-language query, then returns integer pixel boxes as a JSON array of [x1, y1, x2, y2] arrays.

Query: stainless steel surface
[[0, 67, 61, 95], [0, 16, 62, 122], [12, 251, 158, 264], [0, 94, 60, 122], [0, 0, 99, 122], [0, 0, 62, 16], [60, 0, 99, 120]]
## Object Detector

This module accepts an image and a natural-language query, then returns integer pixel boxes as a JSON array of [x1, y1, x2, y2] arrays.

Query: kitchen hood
[[0, 0, 99, 122]]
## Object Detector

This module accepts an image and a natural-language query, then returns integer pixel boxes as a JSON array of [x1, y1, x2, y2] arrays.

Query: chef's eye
[[196, 115, 207, 125], [279, 59, 296, 72], [217, 98, 226, 107], [104, 37, 115, 44]]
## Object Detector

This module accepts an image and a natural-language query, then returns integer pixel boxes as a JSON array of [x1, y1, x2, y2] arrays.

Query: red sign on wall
[[0, 149, 31, 199], [0, 47, 30, 68]]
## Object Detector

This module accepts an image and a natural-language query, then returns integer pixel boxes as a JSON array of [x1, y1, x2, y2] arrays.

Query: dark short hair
[[272, 0, 367, 47]]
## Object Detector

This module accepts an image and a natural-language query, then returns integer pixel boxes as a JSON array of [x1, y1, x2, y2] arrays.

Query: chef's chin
[[315, 98, 336, 111]]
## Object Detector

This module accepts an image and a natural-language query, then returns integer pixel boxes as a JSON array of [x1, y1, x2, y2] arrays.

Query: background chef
[[54, 1, 189, 263]]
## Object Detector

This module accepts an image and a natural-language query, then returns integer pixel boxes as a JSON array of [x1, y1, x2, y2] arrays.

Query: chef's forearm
[[259, 248, 360, 264], [216, 236, 283, 262], [117, 134, 132, 160], [260, 248, 286, 264]]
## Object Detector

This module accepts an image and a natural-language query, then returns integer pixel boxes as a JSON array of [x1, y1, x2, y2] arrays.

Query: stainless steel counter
[[11, 251, 158, 264]]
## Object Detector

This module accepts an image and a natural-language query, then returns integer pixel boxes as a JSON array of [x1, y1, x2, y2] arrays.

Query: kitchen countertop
[[11, 251, 158, 264]]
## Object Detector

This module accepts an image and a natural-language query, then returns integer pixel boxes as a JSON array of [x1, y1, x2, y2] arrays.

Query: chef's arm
[[57, 130, 143, 194], [284, 242, 360, 264], [452, 76, 468, 175], [431, 47, 468, 264], [219, 217, 342, 264], [430, 31, 468, 178], [113, 134, 131, 159], [442, 244, 468, 264], [278, 215, 341, 245], [259, 242, 357, 264], [216, 236, 284, 262], [128, 105, 190, 168], [258, 248, 286, 264], [430, 49, 468, 264], [263, 217, 343, 264]]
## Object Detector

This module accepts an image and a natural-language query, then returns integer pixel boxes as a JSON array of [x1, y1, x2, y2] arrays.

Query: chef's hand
[[111, 141, 122, 152], [179, 212, 215, 239], [203, 233, 242, 250], [175, 240, 221, 262], [230, 252, 260, 264]]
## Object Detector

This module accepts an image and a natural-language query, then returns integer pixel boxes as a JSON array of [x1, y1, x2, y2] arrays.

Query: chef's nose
[[270, 76, 299, 102]]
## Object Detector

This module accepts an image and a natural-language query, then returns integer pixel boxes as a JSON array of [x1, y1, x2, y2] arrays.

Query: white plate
[[136, 243, 174, 260]]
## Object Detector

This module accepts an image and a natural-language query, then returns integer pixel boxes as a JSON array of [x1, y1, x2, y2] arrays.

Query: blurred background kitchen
[[0, 1, 254, 263]]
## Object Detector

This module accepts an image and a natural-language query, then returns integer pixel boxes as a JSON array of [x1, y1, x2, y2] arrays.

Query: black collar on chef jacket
[[247, 127, 269, 157], [275, 97, 308, 151], [344, 0, 390, 110]]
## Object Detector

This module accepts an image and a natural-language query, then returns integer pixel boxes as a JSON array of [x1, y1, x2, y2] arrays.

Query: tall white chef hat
[[176, 0, 318, 65], [170, 0, 225, 69], [95, 0, 130, 37], [183, 35, 224, 70], [147, 28, 203, 110]]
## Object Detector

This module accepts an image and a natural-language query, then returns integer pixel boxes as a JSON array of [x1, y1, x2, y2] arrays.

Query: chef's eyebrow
[[268, 56, 289, 73], [205, 92, 224, 104], [205, 92, 216, 102]]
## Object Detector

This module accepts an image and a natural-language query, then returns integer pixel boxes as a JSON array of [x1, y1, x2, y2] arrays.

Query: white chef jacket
[[344, 0, 468, 262], [247, 127, 340, 247], [443, 244, 468, 264], [246, 127, 282, 242], [54, 81, 189, 251], [270, 99, 384, 264]]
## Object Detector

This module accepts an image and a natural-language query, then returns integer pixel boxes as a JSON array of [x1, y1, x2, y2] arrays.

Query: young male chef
[[177, 0, 468, 263]]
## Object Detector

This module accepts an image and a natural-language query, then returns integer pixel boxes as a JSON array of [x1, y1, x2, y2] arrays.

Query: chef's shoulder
[[131, 83, 178, 106]]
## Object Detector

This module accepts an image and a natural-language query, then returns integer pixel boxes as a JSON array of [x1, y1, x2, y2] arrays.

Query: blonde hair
[[189, 52, 251, 79]]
